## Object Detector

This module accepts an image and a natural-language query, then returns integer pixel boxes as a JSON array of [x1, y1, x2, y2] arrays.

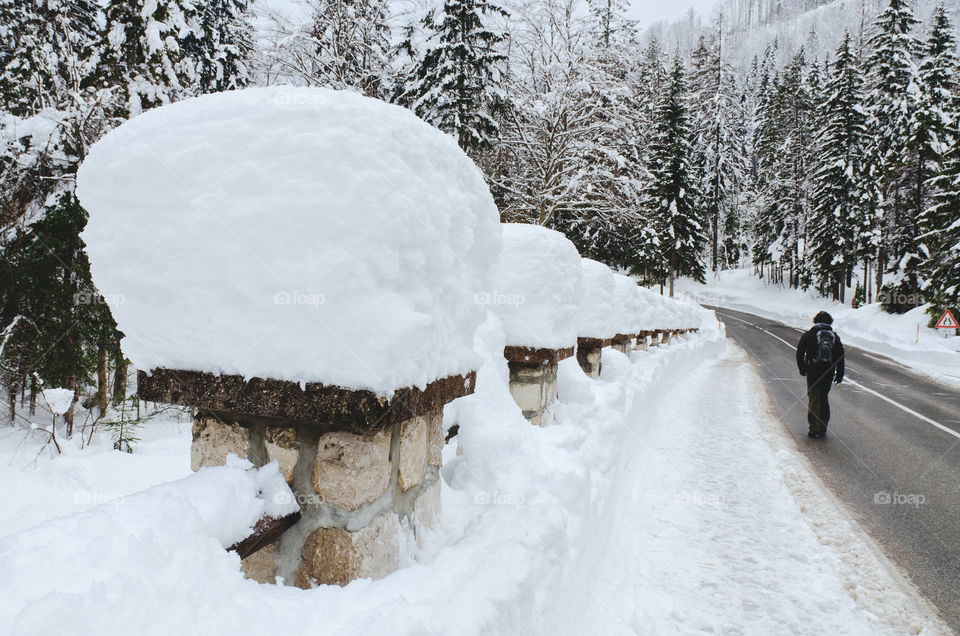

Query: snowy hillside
[[649, 0, 960, 66]]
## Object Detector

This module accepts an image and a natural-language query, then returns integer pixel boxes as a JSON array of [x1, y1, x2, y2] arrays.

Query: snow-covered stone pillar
[[490, 224, 583, 425], [504, 346, 574, 426], [574, 259, 618, 379], [634, 331, 652, 352], [139, 370, 474, 585], [576, 337, 610, 378], [610, 275, 649, 359], [611, 334, 632, 355], [75, 86, 503, 588]]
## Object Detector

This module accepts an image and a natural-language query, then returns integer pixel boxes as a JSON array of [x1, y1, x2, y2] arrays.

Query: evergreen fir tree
[[644, 56, 706, 295], [809, 33, 867, 301], [307, 0, 392, 97], [863, 0, 922, 300], [916, 4, 959, 273], [101, 0, 202, 115], [397, 0, 508, 152], [922, 129, 960, 308], [689, 26, 747, 273], [196, 0, 255, 93]]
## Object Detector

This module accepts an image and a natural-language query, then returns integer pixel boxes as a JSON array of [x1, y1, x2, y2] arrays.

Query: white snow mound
[[77, 87, 502, 394], [611, 274, 646, 335], [576, 259, 617, 339], [488, 224, 582, 349]]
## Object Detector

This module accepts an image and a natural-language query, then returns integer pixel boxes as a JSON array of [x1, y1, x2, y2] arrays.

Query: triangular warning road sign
[[935, 309, 959, 329]]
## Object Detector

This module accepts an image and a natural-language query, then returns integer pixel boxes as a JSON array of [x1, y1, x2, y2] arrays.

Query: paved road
[[709, 306, 960, 632]]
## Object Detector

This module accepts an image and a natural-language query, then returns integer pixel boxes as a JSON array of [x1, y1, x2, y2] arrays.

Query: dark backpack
[[810, 329, 835, 365]]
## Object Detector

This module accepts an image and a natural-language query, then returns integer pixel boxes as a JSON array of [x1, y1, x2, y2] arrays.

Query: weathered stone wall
[[192, 407, 447, 586]]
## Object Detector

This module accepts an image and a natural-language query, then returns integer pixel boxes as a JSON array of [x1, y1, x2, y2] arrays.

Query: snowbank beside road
[[549, 344, 946, 635], [0, 308, 722, 636], [679, 269, 960, 387]]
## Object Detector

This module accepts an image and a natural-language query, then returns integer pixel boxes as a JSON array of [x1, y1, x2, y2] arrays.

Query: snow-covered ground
[[0, 309, 947, 634], [678, 269, 960, 388], [547, 344, 945, 635]]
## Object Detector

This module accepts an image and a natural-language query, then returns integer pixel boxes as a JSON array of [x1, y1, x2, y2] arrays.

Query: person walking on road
[[796, 311, 845, 439]]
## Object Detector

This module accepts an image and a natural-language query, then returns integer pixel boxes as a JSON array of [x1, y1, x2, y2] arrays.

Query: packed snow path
[[551, 344, 945, 635]]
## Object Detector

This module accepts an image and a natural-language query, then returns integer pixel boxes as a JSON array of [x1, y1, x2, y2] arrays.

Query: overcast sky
[[627, 0, 719, 27]]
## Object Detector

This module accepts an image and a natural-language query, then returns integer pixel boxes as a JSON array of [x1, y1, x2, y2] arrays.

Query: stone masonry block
[[398, 415, 428, 491], [295, 512, 400, 587], [240, 543, 278, 584], [427, 409, 444, 467], [313, 430, 391, 510], [264, 426, 298, 482], [191, 416, 249, 471]]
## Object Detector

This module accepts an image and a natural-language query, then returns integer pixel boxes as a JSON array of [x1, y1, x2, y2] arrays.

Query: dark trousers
[[806, 373, 832, 434]]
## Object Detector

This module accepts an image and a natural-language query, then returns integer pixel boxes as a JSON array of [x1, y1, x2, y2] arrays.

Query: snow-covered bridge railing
[[76, 86, 703, 588]]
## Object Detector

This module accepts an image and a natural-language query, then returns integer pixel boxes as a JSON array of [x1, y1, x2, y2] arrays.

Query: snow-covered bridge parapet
[[76, 86, 503, 587]]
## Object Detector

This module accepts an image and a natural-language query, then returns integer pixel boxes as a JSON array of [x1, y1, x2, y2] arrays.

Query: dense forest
[[2, 0, 959, 425]]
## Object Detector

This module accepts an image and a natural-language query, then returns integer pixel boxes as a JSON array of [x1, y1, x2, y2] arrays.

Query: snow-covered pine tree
[[689, 25, 748, 273], [397, 0, 508, 152], [304, 0, 392, 97], [921, 120, 960, 309], [0, 0, 101, 117], [556, 0, 651, 272], [916, 4, 959, 276], [196, 0, 255, 93], [862, 0, 922, 302], [644, 56, 706, 295], [809, 33, 867, 301], [751, 52, 812, 288], [101, 0, 202, 115]]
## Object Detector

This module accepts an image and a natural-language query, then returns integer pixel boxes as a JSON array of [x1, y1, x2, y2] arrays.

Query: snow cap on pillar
[[575, 259, 617, 340], [489, 223, 583, 349], [76, 86, 502, 394]]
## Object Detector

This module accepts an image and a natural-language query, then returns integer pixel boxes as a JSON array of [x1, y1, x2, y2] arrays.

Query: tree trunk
[[97, 343, 108, 415], [112, 356, 127, 406], [7, 387, 15, 424], [64, 376, 76, 438], [876, 246, 885, 298]]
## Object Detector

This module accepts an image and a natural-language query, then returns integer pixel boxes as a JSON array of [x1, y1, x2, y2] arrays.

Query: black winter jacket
[[796, 323, 845, 386]]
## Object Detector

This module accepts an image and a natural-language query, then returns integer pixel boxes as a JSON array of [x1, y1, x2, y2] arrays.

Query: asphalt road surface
[[710, 306, 960, 632]]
